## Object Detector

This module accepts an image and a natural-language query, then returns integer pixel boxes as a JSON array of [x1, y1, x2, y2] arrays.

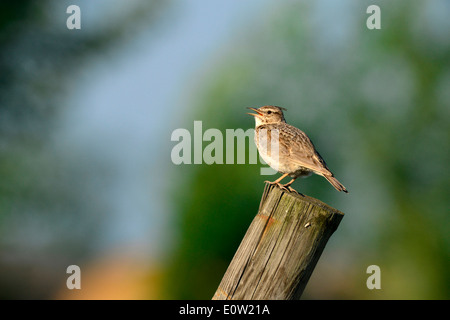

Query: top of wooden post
[[259, 183, 345, 217], [213, 183, 345, 300]]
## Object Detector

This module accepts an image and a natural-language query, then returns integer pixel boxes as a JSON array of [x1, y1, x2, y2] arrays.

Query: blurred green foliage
[[0, 0, 167, 299], [165, 1, 449, 299]]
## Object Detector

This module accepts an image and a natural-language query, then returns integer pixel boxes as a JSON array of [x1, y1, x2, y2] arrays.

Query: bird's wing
[[280, 125, 332, 176]]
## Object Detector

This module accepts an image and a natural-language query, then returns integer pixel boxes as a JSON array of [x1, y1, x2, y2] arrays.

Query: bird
[[247, 105, 348, 193]]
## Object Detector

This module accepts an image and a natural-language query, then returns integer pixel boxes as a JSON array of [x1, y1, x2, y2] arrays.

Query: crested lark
[[248, 105, 348, 193]]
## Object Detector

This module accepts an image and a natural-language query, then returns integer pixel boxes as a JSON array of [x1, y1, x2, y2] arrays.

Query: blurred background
[[0, 0, 448, 299]]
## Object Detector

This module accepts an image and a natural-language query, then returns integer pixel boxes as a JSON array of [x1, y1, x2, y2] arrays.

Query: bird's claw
[[266, 180, 299, 194], [286, 186, 299, 194], [265, 180, 288, 191]]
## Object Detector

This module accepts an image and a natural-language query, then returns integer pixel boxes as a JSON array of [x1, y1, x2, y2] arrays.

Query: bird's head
[[247, 105, 286, 126]]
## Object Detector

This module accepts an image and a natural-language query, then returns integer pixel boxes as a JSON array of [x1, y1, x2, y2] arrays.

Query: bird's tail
[[324, 174, 348, 193]]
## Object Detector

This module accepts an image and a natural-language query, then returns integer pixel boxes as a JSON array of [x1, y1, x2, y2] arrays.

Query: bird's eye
[[267, 111, 272, 115]]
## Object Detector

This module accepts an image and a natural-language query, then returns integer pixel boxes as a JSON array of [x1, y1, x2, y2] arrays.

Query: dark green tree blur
[[0, 0, 167, 299], [165, 1, 449, 299]]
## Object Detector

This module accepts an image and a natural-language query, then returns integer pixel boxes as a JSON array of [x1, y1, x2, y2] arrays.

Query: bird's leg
[[265, 173, 289, 185], [265, 173, 289, 190], [281, 178, 299, 194]]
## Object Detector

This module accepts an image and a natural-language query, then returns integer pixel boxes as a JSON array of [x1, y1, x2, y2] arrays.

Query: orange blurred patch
[[55, 247, 162, 300]]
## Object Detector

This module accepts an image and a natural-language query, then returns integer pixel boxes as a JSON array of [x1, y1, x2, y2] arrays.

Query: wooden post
[[212, 183, 344, 300]]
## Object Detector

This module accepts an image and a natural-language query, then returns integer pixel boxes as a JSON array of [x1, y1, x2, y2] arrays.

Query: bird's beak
[[246, 107, 262, 117]]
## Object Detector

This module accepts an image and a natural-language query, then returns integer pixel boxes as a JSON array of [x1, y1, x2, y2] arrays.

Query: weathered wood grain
[[212, 183, 344, 300]]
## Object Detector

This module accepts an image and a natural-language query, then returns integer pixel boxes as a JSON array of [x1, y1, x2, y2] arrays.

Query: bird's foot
[[264, 180, 283, 188], [277, 182, 296, 193], [265, 180, 289, 192], [278, 184, 304, 196], [286, 186, 297, 193], [287, 186, 304, 196]]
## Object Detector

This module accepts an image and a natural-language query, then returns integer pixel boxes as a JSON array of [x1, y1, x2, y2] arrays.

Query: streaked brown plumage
[[247, 105, 348, 193]]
